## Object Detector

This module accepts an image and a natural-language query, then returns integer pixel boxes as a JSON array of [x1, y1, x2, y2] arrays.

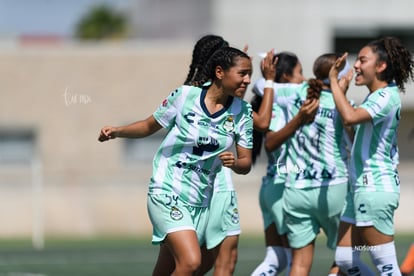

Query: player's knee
[[176, 255, 202, 273]]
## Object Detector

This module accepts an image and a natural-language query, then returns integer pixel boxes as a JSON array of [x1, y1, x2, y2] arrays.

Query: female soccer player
[[329, 37, 414, 275], [254, 53, 352, 275], [196, 48, 276, 276], [251, 51, 316, 276], [98, 46, 254, 276], [150, 34, 276, 276]]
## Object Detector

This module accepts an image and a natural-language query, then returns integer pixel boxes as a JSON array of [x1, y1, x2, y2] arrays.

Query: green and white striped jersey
[[275, 83, 350, 188], [351, 83, 400, 193], [267, 103, 288, 184], [213, 167, 234, 192], [150, 85, 253, 207]]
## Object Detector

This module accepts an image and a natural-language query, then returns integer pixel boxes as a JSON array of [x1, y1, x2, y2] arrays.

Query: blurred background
[[0, 0, 413, 250]]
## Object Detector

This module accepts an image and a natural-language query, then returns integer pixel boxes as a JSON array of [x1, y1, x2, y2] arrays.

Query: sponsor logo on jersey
[[231, 208, 240, 224], [174, 160, 212, 175], [184, 112, 195, 123], [222, 116, 235, 132], [170, 206, 183, 221], [192, 136, 220, 156], [357, 203, 367, 214]]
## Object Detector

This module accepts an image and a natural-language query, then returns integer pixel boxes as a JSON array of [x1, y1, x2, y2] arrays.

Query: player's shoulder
[[231, 97, 252, 117], [179, 84, 203, 95], [167, 85, 202, 102]]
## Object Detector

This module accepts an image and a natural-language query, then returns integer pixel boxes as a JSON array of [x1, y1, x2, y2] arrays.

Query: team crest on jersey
[[170, 206, 183, 221], [231, 208, 239, 224], [223, 116, 235, 132]]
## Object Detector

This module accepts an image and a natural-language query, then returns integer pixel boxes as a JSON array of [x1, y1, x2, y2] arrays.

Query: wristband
[[264, 80, 274, 89]]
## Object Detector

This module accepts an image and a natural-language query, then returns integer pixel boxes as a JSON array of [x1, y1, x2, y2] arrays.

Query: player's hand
[[98, 126, 117, 142], [298, 98, 319, 124], [219, 151, 236, 168], [329, 52, 348, 82], [261, 49, 277, 81], [242, 44, 249, 54]]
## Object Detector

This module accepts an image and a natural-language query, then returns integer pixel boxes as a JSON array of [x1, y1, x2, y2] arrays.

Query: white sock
[[251, 246, 287, 276], [284, 247, 292, 276], [335, 246, 375, 275], [369, 241, 401, 276]]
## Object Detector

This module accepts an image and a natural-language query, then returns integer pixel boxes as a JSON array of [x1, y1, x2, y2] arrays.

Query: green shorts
[[259, 175, 286, 235], [147, 194, 209, 245], [340, 190, 356, 224], [283, 183, 347, 250], [353, 191, 399, 236], [205, 190, 240, 250]]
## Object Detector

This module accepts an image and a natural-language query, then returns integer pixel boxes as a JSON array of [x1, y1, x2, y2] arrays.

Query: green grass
[[0, 233, 411, 275]]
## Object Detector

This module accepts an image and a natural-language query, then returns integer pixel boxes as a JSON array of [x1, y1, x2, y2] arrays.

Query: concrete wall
[[0, 43, 191, 238]]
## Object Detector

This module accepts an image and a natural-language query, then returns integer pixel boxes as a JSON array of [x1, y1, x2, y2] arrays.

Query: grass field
[[0, 233, 412, 276]]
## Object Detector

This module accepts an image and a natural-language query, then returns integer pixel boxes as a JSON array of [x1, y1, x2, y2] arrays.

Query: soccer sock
[[284, 247, 292, 276], [369, 241, 401, 276], [335, 246, 375, 276], [251, 246, 287, 276]]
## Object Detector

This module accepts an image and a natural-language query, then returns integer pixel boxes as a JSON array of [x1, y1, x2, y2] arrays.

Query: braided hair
[[184, 35, 229, 86], [197, 46, 250, 85], [366, 37, 414, 92]]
